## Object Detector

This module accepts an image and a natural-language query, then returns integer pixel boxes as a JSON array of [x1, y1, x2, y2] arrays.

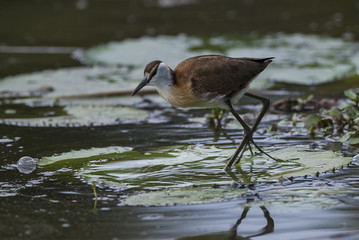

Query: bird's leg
[[244, 92, 270, 133], [224, 100, 253, 171], [236, 92, 276, 162], [225, 134, 250, 170], [225, 93, 277, 170]]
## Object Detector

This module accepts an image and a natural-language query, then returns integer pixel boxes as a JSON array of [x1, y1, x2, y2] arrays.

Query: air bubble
[[16, 156, 38, 174]]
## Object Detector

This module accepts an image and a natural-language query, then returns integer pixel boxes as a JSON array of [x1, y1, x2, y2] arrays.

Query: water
[[1, 115, 359, 239], [1, 1, 359, 239]]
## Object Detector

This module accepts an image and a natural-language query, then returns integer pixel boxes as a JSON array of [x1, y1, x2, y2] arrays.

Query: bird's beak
[[132, 76, 148, 96]]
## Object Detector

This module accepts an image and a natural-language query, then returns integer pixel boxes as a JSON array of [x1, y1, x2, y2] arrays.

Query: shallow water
[[1, 1, 359, 240], [1, 110, 359, 239]]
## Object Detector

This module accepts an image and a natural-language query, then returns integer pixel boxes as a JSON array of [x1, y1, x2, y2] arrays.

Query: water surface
[[1, 1, 359, 239]]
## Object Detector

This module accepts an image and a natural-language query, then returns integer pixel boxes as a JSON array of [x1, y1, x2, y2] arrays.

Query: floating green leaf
[[2, 34, 359, 128], [0, 66, 156, 127], [2, 104, 149, 127], [39, 146, 133, 169], [124, 187, 247, 206], [77, 145, 233, 190], [81, 34, 359, 86], [82, 35, 208, 68], [0, 66, 141, 99], [245, 187, 356, 210], [266, 147, 352, 178], [38, 145, 354, 190]]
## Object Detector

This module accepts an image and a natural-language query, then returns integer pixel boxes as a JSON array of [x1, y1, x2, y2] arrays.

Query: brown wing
[[174, 55, 273, 98]]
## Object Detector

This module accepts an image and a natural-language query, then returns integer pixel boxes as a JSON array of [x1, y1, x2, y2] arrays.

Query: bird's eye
[[151, 65, 158, 76], [147, 65, 159, 82]]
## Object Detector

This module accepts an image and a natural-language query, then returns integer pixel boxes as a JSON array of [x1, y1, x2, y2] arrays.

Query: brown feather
[[139, 55, 273, 108], [173, 55, 273, 100]]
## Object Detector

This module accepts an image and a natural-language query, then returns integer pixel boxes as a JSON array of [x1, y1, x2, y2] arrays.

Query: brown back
[[174, 55, 273, 97]]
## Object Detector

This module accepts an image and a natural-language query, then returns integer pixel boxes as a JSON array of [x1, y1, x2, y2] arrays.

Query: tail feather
[[245, 57, 274, 67], [248, 57, 275, 63]]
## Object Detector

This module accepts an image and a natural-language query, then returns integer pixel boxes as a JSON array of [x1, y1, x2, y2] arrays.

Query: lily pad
[[39, 146, 133, 169], [38, 145, 353, 189], [82, 34, 209, 68], [0, 66, 136, 99], [38, 145, 234, 189], [81, 33, 359, 87], [2, 104, 149, 127], [3, 34, 358, 127], [266, 147, 352, 178], [0, 66, 155, 127], [76, 145, 234, 190], [124, 187, 247, 206], [245, 187, 356, 211]]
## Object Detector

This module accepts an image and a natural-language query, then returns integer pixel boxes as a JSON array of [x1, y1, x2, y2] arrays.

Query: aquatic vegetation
[[38, 146, 132, 169], [124, 187, 247, 206], [0, 67, 152, 127], [305, 89, 359, 144], [37, 145, 353, 194], [246, 187, 356, 210], [80, 33, 359, 86], [1, 33, 359, 128], [124, 186, 356, 207], [1, 104, 149, 127], [265, 147, 352, 178], [206, 108, 230, 130], [1, 33, 357, 207]]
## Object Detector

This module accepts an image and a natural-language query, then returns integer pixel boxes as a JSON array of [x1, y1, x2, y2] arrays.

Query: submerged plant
[[206, 108, 229, 130], [305, 89, 359, 144], [295, 94, 314, 112]]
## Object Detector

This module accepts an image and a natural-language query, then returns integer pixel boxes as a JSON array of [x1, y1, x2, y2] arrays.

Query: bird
[[132, 55, 274, 170]]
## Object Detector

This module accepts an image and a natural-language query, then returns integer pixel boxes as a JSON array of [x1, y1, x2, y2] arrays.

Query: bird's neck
[[150, 63, 177, 104], [152, 63, 175, 89]]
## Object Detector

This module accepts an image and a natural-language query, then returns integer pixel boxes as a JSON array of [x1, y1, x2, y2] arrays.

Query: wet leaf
[[76, 145, 234, 189], [344, 89, 359, 102], [304, 114, 323, 128], [0, 66, 136, 98], [124, 187, 247, 206], [39, 146, 133, 169], [325, 108, 342, 119], [267, 147, 352, 178], [38, 145, 353, 189], [0, 67, 154, 127], [340, 132, 355, 143], [246, 187, 356, 211], [2, 105, 149, 127], [348, 137, 359, 145], [81, 34, 359, 86], [340, 131, 359, 145], [345, 104, 359, 119], [82, 35, 209, 68]]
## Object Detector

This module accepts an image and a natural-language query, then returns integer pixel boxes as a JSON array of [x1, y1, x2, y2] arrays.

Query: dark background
[[1, 0, 359, 77]]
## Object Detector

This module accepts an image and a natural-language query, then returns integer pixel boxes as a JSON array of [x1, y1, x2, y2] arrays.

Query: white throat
[[148, 62, 174, 99]]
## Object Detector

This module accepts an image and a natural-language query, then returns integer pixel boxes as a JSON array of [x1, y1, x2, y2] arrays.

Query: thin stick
[[58, 88, 157, 99]]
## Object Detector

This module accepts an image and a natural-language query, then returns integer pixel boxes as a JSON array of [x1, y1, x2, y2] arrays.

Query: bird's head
[[132, 60, 174, 96]]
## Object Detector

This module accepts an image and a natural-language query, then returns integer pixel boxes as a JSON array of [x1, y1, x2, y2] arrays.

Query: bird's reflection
[[177, 203, 274, 240], [228, 205, 274, 239]]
